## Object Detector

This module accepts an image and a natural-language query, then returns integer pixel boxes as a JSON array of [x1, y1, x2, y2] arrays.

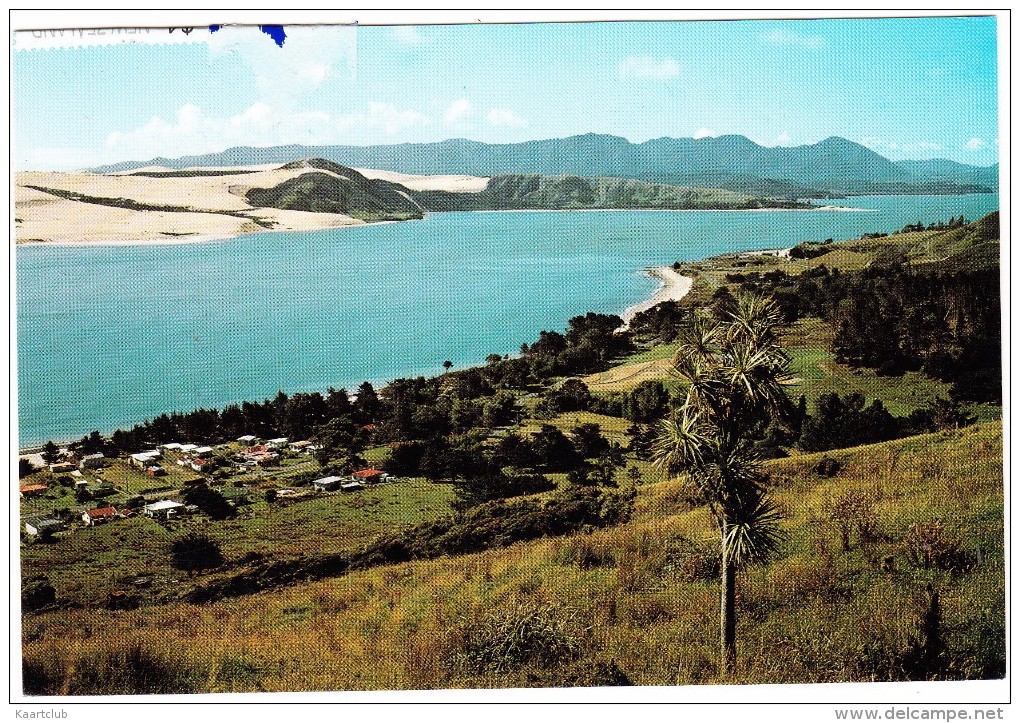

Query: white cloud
[[487, 108, 526, 127], [693, 128, 718, 139], [443, 98, 473, 125], [618, 56, 679, 80], [966, 137, 987, 151], [206, 25, 357, 109], [761, 29, 826, 50], [103, 101, 430, 160]]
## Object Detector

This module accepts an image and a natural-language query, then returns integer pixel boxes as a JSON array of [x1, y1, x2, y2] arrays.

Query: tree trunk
[[720, 543, 737, 675]]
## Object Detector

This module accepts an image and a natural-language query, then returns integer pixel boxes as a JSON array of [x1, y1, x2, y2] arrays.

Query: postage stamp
[[11, 10, 1006, 712]]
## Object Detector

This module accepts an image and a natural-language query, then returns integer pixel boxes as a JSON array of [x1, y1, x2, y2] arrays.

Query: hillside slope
[[22, 422, 1003, 692], [414, 173, 806, 210]]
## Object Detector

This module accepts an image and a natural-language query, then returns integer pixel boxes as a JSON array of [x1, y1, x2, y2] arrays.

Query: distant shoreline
[[15, 205, 873, 247]]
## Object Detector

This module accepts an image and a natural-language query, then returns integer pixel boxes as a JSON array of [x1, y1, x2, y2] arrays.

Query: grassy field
[[22, 421, 1004, 692]]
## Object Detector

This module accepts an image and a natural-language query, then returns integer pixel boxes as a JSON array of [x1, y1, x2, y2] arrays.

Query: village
[[19, 435, 393, 542]]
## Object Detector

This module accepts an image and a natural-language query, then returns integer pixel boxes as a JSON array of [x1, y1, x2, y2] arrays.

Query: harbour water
[[15, 193, 999, 445]]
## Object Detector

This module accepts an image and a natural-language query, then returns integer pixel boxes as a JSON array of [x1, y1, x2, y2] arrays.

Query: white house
[[267, 437, 289, 449], [179, 444, 198, 453], [312, 475, 344, 492], [130, 451, 161, 468], [194, 446, 214, 455], [79, 453, 106, 470], [159, 443, 184, 451], [24, 518, 65, 537], [143, 500, 186, 521], [237, 435, 258, 444]]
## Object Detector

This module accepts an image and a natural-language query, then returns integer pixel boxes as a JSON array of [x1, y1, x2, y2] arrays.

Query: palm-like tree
[[654, 294, 792, 675]]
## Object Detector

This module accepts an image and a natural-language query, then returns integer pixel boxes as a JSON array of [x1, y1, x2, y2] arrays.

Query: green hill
[[414, 173, 808, 211], [245, 159, 425, 222]]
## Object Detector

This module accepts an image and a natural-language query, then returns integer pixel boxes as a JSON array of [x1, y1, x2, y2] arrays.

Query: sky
[[12, 15, 1001, 170]]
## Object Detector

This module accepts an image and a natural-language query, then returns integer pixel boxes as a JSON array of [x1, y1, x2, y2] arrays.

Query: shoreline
[[619, 266, 694, 329], [15, 205, 875, 248], [14, 217, 418, 248]]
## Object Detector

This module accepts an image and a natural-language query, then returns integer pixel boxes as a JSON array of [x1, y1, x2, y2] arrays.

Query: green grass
[[621, 342, 679, 364], [207, 478, 455, 558]]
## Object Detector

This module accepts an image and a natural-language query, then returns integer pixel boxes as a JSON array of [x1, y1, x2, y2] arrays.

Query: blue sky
[[13, 16, 1000, 170]]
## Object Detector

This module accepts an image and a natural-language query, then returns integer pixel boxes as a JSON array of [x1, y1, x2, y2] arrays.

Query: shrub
[[662, 536, 720, 581], [22, 643, 200, 695], [814, 457, 842, 477], [21, 577, 56, 611], [902, 522, 973, 573], [454, 603, 580, 674], [169, 533, 224, 574], [828, 491, 879, 551]]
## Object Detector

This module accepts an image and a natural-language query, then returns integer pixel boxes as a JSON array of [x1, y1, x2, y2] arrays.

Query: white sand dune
[[13, 162, 494, 244], [354, 168, 489, 193]]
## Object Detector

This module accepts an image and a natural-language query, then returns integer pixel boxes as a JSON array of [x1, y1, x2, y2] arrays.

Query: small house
[[49, 462, 75, 474], [194, 446, 214, 455], [146, 465, 167, 476], [86, 482, 116, 498], [267, 437, 289, 449], [178, 444, 198, 453], [19, 483, 49, 497], [143, 499, 185, 521], [237, 435, 258, 444], [351, 469, 389, 484], [24, 517, 66, 537], [79, 453, 107, 470], [130, 451, 161, 468], [82, 506, 119, 526], [191, 458, 210, 472], [312, 475, 344, 492], [289, 440, 312, 453], [340, 481, 366, 492], [159, 442, 184, 451]]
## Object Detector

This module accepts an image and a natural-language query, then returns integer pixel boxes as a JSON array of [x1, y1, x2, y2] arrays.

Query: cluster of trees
[[900, 216, 969, 234], [732, 262, 1000, 402]]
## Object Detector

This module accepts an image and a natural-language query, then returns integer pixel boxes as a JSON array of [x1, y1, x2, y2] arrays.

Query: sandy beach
[[619, 266, 694, 329]]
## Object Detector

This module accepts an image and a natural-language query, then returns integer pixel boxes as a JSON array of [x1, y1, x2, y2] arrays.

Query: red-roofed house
[[19, 483, 49, 497], [82, 506, 119, 526], [351, 469, 389, 484]]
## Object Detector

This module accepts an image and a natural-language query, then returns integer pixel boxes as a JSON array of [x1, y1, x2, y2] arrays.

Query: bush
[[169, 533, 224, 574], [828, 491, 879, 551], [902, 522, 973, 573], [21, 577, 56, 611], [814, 457, 842, 477], [22, 643, 200, 695], [454, 603, 580, 674]]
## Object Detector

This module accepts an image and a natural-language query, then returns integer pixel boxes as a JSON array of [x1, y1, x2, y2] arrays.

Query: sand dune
[[15, 162, 482, 244]]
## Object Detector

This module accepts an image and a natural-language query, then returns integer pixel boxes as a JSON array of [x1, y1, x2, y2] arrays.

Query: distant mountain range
[[93, 134, 998, 199]]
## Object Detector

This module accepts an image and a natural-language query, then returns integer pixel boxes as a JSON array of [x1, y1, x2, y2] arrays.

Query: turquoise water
[[16, 194, 998, 445]]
